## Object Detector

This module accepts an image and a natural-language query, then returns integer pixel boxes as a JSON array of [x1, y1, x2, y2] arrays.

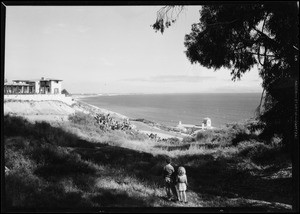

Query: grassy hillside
[[3, 113, 293, 211]]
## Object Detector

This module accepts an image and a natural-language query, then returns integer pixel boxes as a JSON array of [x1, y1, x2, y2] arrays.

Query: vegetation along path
[[4, 114, 292, 211]]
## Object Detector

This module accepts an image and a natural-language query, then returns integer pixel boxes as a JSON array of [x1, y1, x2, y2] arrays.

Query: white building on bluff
[[4, 77, 63, 95]]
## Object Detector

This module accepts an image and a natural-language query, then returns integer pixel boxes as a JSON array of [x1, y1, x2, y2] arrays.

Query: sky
[[5, 6, 263, 94]]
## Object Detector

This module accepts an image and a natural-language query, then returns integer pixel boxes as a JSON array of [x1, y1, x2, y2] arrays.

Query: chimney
[[41, 77, 44, 80]]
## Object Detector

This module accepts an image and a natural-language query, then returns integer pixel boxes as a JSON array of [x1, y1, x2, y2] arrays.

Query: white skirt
[[177, 183, 186, 191]]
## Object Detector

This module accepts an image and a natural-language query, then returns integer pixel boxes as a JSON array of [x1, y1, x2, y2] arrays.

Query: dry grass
[[4, 114, 293, 211]]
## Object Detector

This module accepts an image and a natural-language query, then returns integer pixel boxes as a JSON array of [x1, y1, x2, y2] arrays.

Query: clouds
[[123, 75, 216, 83]]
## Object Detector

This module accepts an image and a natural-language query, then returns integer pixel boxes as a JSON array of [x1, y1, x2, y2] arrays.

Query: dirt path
[[154, 188, 292, 210], [131, 121, 185, 139], [73, 144, 292, 211]]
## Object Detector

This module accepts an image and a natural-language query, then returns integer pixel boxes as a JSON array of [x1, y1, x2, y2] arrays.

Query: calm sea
[[80, 93, 261, 128]]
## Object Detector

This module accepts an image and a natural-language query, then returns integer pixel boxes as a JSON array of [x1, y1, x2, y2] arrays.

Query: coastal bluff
[[4, 95, 128, 123], [4, 95, 185, 139]]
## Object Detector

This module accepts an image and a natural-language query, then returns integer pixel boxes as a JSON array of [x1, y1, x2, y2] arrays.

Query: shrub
[[32, 122, 80, 147], [4, 132, 98, 208], [195, 130, 214, 142], [231, 132, 250, 146], [164, 137, 181, 145], [61, 89, 70, 96], [31, 144, 97, 178], [270, 135, 283, 148], [5, 147, 37, 173], [4, 115, 84, 148], [124, 130, 149, 141], [5, 170, 91, 208], [250, 144, 284, 164], [182, 136, 195, 143], [5, 168, 44, 207], [3, 115, 33, 137], [236, 141, 283, 164], [68, 111, 97, 126]]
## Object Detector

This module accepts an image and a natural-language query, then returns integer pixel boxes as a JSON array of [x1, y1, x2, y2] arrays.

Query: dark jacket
[[163, 164, 174, 179]]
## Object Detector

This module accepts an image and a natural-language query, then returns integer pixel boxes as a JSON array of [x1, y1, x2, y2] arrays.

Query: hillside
[[4, 99, 125, 122], [3, 99, 293, 211], [4, 99, 184, 139]]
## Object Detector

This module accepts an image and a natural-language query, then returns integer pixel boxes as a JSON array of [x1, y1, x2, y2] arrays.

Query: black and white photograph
[[1, 1, 299, 213]]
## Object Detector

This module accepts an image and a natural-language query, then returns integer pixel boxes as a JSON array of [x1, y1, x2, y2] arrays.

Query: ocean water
[[80, 93, 261, 128]]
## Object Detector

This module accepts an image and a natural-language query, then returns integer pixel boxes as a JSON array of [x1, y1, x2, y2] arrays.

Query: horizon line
[[72, 91, 262, 95]]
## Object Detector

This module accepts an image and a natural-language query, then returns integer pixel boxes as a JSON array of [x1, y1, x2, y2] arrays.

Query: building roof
[[5, 82, 31, 86], [12, 79, 37, 83], [40, 78, 63, 81], [12, 78, 63, 82]]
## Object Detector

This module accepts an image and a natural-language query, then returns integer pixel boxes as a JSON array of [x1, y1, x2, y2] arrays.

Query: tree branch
[[250, 51, 276, 57], [257, 12, 269, 67], [256, 87, 265, 116], [233, 48, 276, 57], [252, 26, 299, 52], [206, 19, 239, 27], [257, 47, 264, 66], [263, 46, 268, 66]]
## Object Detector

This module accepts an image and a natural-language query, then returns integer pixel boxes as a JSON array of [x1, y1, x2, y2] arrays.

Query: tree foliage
[[61, 89, 70, 96], [152, 6, 185, 33], [153, 3, 299, 150], [183, 3, 298, 80]]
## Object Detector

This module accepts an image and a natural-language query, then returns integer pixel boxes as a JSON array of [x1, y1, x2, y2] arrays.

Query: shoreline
[[71, 93, 258, 129], [71, 94, 103, 100], [73, 97, 260, 139], [74, 99, 129, 120], [74, 98, 187, 139], [4, 96, 186, 140], [73, 95, 239, 138], [73, 95, 221, 132], [4, 95, 254, 140]]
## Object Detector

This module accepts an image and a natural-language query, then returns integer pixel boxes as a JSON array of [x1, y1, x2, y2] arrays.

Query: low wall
[[4, 94, 75, 105]]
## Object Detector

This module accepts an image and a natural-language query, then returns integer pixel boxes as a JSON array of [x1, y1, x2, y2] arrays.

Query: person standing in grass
[[176, 166, 188, 204], [163, 158, 176, 201]]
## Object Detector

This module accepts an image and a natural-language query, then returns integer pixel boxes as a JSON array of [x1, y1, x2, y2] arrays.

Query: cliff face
[[4, 100, 76, 122], [3, 98, 128, 123], [4, 94, 74, 105], [3, 98, 183, 139]]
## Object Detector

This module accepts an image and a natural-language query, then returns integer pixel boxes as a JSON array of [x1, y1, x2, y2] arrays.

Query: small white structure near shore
[[177, 117, 213, 133], [202, 117, 212, 128], [177, 121, 188, 132]]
